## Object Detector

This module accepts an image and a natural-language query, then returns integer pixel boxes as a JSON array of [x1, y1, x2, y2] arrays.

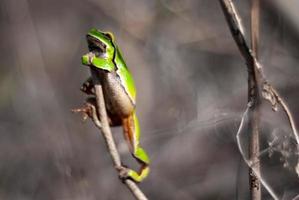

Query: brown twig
[[251, 0, 260, 58], [219, 0, 299, 199], [89, 68, 148, 200], [249, 0, 261, 199]]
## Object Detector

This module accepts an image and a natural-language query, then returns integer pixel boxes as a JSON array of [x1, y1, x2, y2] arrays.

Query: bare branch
[[249, 0, 261, 199], [251, 0, 260, 58], [88, 101, 102, 129], [218, 0, 264, 81], [236, 106, 279, 200], [266, 85, 299, 142], [89, 68, 148, 200]]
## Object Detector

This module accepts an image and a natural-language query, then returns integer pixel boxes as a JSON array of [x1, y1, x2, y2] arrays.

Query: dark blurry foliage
[[0, 0, 298, 199]]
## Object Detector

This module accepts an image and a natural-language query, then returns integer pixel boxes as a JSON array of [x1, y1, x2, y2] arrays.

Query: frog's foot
[[72, 98, 99, 125], [81, 77, 95, 95], [129, 165, 149, 183], [116, 164, 149, 183], [116, 165, 130, 182], [72, 105, 91, 121]]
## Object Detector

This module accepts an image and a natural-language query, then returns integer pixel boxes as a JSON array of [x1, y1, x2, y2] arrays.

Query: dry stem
[[89, 68, 148, 200], [249, 0, 261, 199]]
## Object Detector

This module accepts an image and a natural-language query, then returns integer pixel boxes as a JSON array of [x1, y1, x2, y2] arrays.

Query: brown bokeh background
[[0, 0, 298, 199]]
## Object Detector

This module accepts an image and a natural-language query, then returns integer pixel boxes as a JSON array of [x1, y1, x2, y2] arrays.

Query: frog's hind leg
[[122, 112, 150, 182]]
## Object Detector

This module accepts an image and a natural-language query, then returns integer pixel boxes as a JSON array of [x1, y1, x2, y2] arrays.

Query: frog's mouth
[[87, 36, 106, 56]]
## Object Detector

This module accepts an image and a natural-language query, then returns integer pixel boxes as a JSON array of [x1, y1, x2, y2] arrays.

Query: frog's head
[[82, 28, 115, 66]]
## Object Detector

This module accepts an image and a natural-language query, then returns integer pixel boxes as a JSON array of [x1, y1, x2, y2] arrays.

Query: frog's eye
[[93, 50, 101, 57], [104, 32, 115, 42]]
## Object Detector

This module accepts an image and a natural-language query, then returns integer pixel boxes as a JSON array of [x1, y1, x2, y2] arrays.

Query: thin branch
[[270, 87, 299, 142], [236, 106, 279, 200], [89, 101, 102, 129], [218, 0, 264, 81], [249, 0, 261, 199], [251, 0, 260, 58], [89, 68, 148, 200]]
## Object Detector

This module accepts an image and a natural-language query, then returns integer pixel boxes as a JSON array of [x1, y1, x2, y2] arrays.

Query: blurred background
[[0, 0, 299, 199]]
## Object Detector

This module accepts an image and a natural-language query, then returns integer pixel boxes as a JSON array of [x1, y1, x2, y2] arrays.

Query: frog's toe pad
[[81, 79, 95, 95], [72, 107, 89, 121], [116, 166, 130, 181]]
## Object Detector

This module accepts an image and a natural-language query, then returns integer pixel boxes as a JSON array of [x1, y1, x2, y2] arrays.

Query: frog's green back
[[115, 47, 137, 103]]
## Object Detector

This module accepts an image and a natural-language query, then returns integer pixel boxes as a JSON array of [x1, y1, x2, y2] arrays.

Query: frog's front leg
[[81, 77, 95, 95], [79, 82, 122, 127], [121, 112, 150, 182], [80, 51, 115, 95]]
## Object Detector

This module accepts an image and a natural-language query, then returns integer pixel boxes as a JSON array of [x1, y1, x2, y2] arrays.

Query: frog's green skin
[[82, 28, 150, 182]]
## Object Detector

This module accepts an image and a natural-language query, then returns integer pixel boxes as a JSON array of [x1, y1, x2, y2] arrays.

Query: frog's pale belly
[[101, 72, 135, 117]]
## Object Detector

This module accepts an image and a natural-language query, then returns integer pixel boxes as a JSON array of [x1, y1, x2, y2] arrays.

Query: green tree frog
[[81, 28, 150, 182]]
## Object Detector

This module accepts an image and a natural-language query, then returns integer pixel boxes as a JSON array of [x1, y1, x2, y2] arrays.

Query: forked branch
[[219, 0, 299, 147], [219, 0, 299, 199]]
